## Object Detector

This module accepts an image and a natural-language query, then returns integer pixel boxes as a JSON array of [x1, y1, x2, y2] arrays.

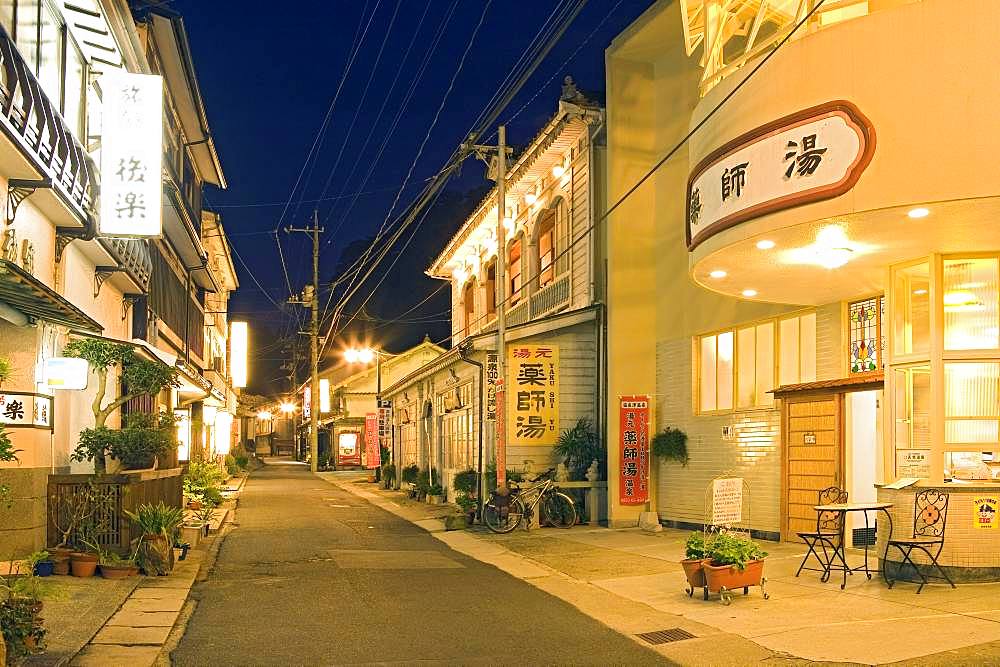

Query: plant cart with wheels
[[683, 473, 769, 605]]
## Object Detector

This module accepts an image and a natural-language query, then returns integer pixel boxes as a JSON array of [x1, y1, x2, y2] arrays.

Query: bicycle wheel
[[483, 494, 525, 534], [541, 492, 577, 528]]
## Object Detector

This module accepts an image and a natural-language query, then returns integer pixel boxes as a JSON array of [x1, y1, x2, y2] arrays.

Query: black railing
[[0, 25, 97, 222], [101, 237, 152, 292]]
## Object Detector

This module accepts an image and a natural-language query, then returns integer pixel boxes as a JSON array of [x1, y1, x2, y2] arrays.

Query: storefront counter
[[877, 484, 1000, 582]]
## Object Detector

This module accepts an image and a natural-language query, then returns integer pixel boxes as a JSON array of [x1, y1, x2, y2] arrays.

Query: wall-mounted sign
[[974, 497, 999, 530], [303, 386, 310, 418], [98, 71, 164, 238], [319, 378, 330, 413], [364, 413, 379, 469], [0, 392, 53, 430], [43, 357, 89, 390], [619, 395, 650, 506], [896, 449, 930, 478], [711, 477, 744, 526], [507, 344, 559, 446], [337, 431, 361, 467], [485, 353, 499, 422], [230, 322, 248, 388], [495, 379, 506, 488], [686, 101, 875, 251], [803, 432, 817, 445]]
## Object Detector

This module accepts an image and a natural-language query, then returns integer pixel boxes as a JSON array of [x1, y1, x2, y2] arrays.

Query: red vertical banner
[[364, 413, 380, 469], [619, 395, 650, 505], [495, 379, 506, 488]]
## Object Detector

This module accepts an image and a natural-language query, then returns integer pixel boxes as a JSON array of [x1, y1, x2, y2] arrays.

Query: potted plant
[[426, 484, 443, 504], [125, 502, 185, 576], [381, 463, 396, 489], [25, 551, 53, 578], [681, 532, 711, 593], [180, 522, 204, 548], [194, 504, 217, 536], [63, 339, 179, 473], [1, 562, 46, 659], [652, 426, 689, 466], [401, 465, 419, 497], [90, 541, 140, 579], [702, 531, 768, 596], [553, 418, 605, 480]]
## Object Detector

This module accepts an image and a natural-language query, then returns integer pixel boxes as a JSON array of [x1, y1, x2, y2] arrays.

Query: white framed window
[[696, 312, 815, 414]]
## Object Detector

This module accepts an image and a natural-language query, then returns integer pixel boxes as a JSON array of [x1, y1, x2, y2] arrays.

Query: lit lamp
[[230, 322, 248, 388], [257, 410, 272, 421], [280, 402, 296, 414]]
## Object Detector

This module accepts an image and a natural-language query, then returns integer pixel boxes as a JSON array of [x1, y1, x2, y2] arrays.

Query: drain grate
[[636, 628, 696, 645]]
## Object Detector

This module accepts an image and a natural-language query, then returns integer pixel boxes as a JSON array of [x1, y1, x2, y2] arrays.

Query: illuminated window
[[849, 296, 883, 373], [697, 313, 814, 414], [943, 258, 999, 350], [484, 260, 496, 318], [462, 279, 476, 338], [508, 237, 522, 305], [537, 211, 555, 287], [892, 261, 930, 357]]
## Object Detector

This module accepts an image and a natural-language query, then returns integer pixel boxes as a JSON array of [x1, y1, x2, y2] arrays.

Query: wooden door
[[782, 394, 844, 539]]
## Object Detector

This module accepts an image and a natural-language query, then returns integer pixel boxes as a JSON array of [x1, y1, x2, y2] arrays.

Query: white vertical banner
[[99, 70, 163, 237]]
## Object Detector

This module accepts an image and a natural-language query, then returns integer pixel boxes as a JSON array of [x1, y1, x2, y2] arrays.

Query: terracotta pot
[[51, 555, 70, 576], [681, 558, 709, 588], [99, 564, 139, 579], [70, 552, 99, 577], [187, 501, 203, 510], [702, 558, 765, 593]]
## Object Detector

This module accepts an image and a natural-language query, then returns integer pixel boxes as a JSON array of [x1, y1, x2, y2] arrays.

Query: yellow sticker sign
[[973, 497, 999, 530], [507, 344, 559, 446]]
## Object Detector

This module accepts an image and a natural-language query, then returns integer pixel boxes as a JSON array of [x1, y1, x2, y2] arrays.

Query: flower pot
[[51, 554, 70, 575], [367, 474, 377, 483], [180, 524, 202, 548], [681, 558, 709, 589], [427, 494, 442, 505], [32, 561, 55, 577], [702, 558, 765, 593], [70, 552, 98, 577], [186, 500, 203, 510], [99, 563, 139, 579]]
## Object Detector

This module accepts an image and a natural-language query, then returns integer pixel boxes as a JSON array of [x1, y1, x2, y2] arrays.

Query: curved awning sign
[[686, 101, 876, 251]]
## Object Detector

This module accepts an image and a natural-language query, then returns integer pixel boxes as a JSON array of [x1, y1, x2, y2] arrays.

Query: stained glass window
[[849, 296, 883, 373]]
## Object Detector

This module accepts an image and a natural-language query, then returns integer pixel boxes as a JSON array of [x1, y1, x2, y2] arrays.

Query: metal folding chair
[[795, 486, 849, 585], [886, 489, 956, 593]]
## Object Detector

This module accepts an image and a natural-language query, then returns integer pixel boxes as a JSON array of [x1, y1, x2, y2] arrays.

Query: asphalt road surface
[[170, 460, 665, 666]]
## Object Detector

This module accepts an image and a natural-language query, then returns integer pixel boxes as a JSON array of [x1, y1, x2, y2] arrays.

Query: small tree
[[63, 339, 178, 428]]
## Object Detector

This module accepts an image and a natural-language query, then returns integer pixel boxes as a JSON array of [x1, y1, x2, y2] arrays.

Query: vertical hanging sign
[[365, 413, 380, 469], [485, 353, 499, 421], [619, 395, 650, 505], [99, 71, 163, 237], [507, 344, 559, 446], [495, 379, 506, 488]]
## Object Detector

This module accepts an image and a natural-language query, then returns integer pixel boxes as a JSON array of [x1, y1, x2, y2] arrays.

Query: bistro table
[[813, 502, 894, 588]]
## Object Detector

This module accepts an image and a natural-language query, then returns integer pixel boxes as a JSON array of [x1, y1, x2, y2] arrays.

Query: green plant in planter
[[401, 464, 419, 485], [184, 460, 225, 506], [706, 532, 768, 571], [0, 427, 19, 514], [452, 468, 478, 495], [553, 418, 605, 480], [125, 502, 185, 576], [63, 339, 179, 472], [225, 454, 239, 476], [380, 463, 396, 488], [651, 426, 689, 466], [427, 484, 443, 497], [685, 531, 712, 560], [455, 493, 476, 513]]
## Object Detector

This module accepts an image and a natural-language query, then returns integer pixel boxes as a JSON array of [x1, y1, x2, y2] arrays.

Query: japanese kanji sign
[[365, 413, 379, 469], [686, 101, 874, 251], [507, 344, 559, 446], [711, 477, 744, 526], [302, 386, 310, 418], [618, 396, 650, 506], [377, 399, 391, 450], [0, 392, 53, 430], [485, 353, 499, 422], [99, 71, 163, 237], [495, 379, 506, 488]]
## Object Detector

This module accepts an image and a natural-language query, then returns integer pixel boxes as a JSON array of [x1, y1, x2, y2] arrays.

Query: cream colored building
[[606, 0, 1000, 577], [384, 93, 607, 507]]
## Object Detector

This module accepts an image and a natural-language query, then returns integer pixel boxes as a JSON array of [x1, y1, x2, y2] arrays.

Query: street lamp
[[279, 402, 296, 414]]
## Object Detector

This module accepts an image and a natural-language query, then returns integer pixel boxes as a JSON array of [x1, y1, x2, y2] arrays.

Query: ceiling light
[[814, 247, 853, 269], [756, 240, 775, 250], [908, 207, 930, 219], [551, 165, 565, 178], [709, 270, 727, 279], [913, 289, 928, 296], [944, 290, 985, 312], [742, 289, 758, 298]]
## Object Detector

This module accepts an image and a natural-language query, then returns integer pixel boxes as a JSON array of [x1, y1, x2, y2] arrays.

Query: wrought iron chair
[[886, 489, 956, 593], [795, 486, 849, 584]]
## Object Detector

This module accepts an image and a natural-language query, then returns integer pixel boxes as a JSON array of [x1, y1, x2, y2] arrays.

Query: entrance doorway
[[845, 390, 882, 544]]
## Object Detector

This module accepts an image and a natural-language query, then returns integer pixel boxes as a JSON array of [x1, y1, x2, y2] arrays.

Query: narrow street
[[170, 462, 665, 666]]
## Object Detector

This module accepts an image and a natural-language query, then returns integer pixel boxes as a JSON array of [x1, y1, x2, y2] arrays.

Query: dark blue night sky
[[168, 0, 655, 393]]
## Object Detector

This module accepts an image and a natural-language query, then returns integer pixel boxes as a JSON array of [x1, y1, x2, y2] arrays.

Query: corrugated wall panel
[[570, 141, 591, 310]]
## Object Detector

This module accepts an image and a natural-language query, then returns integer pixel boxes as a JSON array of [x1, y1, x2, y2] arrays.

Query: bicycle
[[483, 468, 577, 533]]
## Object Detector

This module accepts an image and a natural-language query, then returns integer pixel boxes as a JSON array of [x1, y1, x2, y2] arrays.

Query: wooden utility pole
[[287, 210, 324, 472]]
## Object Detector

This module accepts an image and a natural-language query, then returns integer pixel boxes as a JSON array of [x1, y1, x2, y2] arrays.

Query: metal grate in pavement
[[636, 628, 696, 645]]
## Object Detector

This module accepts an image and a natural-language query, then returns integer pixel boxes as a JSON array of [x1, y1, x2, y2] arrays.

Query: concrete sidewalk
[[324, 471, 1000, 666]]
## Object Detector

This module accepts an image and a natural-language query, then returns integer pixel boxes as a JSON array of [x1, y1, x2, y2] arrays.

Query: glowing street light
[[257, 410, 272, 420], [280, 402, 296, 414]]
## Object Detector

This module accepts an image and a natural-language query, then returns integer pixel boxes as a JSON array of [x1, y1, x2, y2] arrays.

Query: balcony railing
[[101, 237, 152, 292], [0, 26, 97, 222], [530, 272, 570, 319]]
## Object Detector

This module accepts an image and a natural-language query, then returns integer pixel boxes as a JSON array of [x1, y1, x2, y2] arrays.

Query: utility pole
[[287, 210, 324, 473]]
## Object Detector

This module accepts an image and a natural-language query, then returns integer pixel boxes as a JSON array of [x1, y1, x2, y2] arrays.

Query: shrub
[[455, 493, 476, 512], [225, 454, 239, 476], [452, 468, 478, 495], [184, 461, 225, 506], [706, 532, 768, 570], [401, 464, 419, 484], [652, 427, 688, 466], [427, 484, 443, 496], [234, 454, 249, 469], [553, 418, 605, 480]]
